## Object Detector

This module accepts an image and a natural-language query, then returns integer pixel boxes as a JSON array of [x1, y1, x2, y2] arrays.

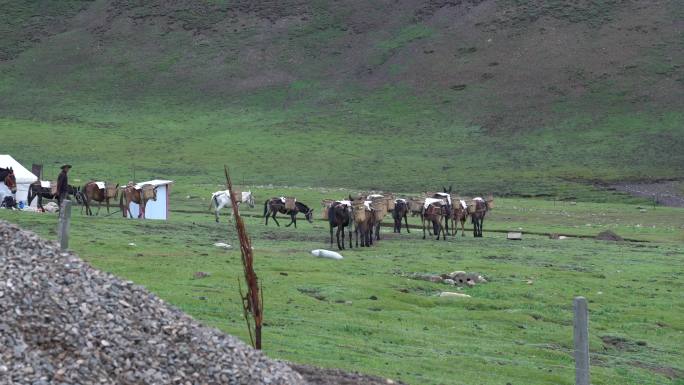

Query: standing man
[[56, 164, 71, 208]]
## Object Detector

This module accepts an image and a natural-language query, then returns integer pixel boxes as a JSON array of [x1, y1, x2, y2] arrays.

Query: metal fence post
[[58, 200, 72, 251], [574, 296, 590, 385]]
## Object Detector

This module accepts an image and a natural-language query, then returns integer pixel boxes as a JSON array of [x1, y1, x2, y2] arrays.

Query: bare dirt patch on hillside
[[610, 180, 684, 207]]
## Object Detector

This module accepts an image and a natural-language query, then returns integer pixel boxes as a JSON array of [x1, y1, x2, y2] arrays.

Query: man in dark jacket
[[56, 164, 71, 208]]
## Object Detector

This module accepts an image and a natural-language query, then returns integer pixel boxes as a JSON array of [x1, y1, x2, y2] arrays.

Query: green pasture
[[2, 103, 682, 202], [1, 190, 682, 385]]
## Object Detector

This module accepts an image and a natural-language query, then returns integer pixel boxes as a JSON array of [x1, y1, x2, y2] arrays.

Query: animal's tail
[[263, 199, 269, 217], [80, 191, 89, 214], [328, 206, 335, 225], [119, 189, 126, 217], [208, 194, 216, 211], [27, 183, 34, 205]]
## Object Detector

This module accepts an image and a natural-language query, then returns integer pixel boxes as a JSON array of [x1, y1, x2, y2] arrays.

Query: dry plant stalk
[[224, 166, 263, 349]]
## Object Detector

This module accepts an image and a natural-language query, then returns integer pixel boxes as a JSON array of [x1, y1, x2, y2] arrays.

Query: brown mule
[[470, 195, 494, 237], [120, 184, 157, 219], [352, 201, 374, 247], [28, 181, 81, 210], [450, 200, 469, 236], [263, 197, 314, 228], [422, 203, 447, 240], [82, 181, 118, 215], [328, 201, 353, 250], [392, 199, 411, 233]]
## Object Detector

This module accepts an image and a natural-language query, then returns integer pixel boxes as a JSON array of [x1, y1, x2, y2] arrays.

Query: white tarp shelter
[[126, 179, 173, 220], [0, 155, 38, 205]]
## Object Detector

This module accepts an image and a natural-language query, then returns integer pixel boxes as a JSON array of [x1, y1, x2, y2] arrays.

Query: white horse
[[209, 190, 255, 222]]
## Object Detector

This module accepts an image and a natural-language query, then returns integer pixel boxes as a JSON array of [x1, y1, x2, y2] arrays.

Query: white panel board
[[144, 185, 167, 220]]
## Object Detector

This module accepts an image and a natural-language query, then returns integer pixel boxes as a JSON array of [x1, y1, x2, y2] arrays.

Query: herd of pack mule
[[320, 188, 494, 250], [27, 180, 160, 219], [20, 178, 494, 251], [256, 187, 495, 251]]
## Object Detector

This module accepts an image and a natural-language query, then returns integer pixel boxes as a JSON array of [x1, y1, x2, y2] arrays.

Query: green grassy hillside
[[1, 0, 682, 199]]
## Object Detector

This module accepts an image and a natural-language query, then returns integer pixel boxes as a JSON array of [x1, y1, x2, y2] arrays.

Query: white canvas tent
[[0, 155, 38, 205]]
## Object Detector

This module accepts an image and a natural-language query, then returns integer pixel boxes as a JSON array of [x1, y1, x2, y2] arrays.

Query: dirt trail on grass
[[610, 181, 684, 207]]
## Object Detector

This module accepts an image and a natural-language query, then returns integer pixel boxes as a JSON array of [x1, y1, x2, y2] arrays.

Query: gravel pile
[[0, 220, 306, 385]]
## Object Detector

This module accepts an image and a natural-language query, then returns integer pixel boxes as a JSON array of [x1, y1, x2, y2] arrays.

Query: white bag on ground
[[439, 292, 471, 298], [311, 249, 343, 260], [44, 202, 59, 212]]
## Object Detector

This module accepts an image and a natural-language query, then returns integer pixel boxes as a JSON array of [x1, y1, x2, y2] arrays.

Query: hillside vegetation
[[1, 0, 682, 199]]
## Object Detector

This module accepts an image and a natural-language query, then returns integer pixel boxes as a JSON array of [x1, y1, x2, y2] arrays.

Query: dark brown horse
[[120, 184, 158, 219], [82, 181, 119, 216], [328, 200, 353, 250], [27, 181, 81, 210], [0, 167, 17, 194], [392, 199, 411, 233], [471, 195, 494, 237], [450, 199, 469, 236], [263, 198, 314, 227], [422, 202, 447, 240]]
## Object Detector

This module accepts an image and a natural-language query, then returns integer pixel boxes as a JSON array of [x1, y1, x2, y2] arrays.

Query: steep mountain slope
[[1, 0, 682, 198]]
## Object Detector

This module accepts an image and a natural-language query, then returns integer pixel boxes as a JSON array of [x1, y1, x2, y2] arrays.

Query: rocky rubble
[[596, 230, 624, 242], [0, 220, 306, 385], [408, 271, 487, 287]]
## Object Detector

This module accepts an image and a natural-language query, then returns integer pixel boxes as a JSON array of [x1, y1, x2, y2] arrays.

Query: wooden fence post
[[58, 200, 72, 251], [31, 163, 43, 180], [574, 296, 590, 385]]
